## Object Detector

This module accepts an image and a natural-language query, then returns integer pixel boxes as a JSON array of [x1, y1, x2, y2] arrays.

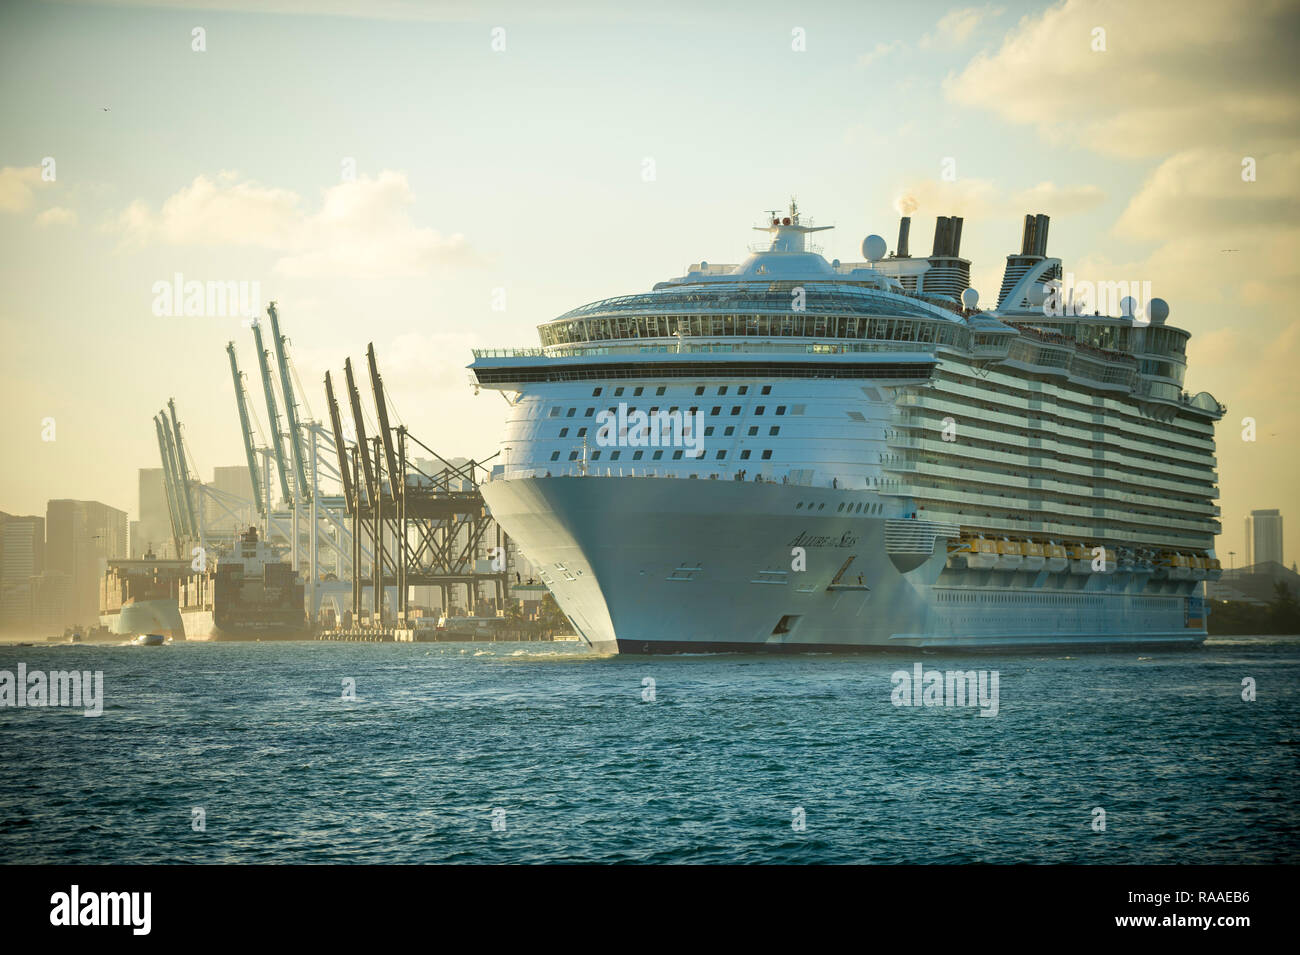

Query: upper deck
[[471, 203, 1223, 420]]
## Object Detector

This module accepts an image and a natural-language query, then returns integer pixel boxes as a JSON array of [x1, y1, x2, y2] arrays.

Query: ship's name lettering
[[788, 531, 858, 548]]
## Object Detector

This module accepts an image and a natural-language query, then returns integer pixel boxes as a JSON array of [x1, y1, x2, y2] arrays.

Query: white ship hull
[[482, 476, 1206, 654], [101, 600, 215, 642]]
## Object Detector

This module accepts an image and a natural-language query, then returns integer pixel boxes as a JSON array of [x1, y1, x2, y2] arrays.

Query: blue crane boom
[[252, 319, 292, 506], [153, 414, 183, 556], [267, 302, 311, 504], [227, 342, 265, 516], [168, 398, 200, 541]]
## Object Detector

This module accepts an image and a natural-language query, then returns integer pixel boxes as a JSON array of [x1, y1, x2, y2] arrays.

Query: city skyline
[[1, 0, 1297, 567]]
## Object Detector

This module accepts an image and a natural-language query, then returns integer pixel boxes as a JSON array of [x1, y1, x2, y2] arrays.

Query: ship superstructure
[[470, 203, 1223, 653]]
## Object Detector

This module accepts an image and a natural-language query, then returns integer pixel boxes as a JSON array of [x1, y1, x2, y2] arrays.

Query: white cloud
[[857, 40, 904, 67], [920, 5, 1004, 49], [0, 166, 46, 213], [945, 0, 1299, 158], [889, 177, 1105, 221], [34, 206, 77, 227], [112, 170, 473, 278]]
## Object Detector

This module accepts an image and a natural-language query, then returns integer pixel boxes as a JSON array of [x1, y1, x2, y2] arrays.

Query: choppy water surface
[[1, 637, 1296, 863]]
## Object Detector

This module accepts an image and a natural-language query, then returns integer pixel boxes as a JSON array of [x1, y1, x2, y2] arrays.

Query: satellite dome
[[1119, 295, 1136, 318], [1025, 284, 1047, 307], [960, 288, 979, 309], [1148, 298, 1169, 324], [862, 235, 887, 261]]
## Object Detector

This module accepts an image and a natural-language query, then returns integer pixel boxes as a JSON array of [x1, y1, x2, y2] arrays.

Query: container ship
[[209, 526, 306, 639], [470, 203, 1223, 653], [100, 528, 305, 640], [100, 551, 213, 641]]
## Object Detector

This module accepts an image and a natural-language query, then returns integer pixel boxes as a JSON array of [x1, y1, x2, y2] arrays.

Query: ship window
[[550, 451, 560, 461], [776, 406, 787, 415], [590, 450, 601, 460], [710, 406, 721, 416], [838, 503, 845, 512], [568, 451, 579, 461], [730, 406, 741, 415], [762, 386, 772, 395], [718, 386, 728, 395], [762, 450, 773, 460], [549, 407, 561, 417], [795, 500, 802, 508], [724, 427, 735, 436], [695, 386, 705, 395], [738, 386, 748, 395], [577, 428, 587, 437], [611, 451, 621, 460], [656, 386, 666, 395], [672, 450, 684, 460], [653, 450, 664, 460], [566, 408, 576, 417], [559, 428, 569, 437], [592, 388, 602, 397], [741, 450, 751, 459], [633, 450, 644, 460], [817, 502, 824, 509], [748, 427, 758, 436], [716, 450, 726, 459], [755, 406, 765, 415], [634, 387, 644, 396], [689, 406, 699, 414], [705, 427, 715, 436], [670, 406, 679, 414], [584, 408, 594, 417], [770, 427, 780, 436], [614, 387, 624, 396]]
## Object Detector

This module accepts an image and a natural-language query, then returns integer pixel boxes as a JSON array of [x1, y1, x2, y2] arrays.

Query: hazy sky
[[1, 0, 1296, 567]]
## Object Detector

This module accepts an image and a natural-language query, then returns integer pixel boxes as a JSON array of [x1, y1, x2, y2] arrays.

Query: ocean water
[[1, 636, 1297, 864]]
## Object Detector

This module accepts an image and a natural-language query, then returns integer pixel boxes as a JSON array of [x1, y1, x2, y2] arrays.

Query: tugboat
[[132, 633, 167, 646]]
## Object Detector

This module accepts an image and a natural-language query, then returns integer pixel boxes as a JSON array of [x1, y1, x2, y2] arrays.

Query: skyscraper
[[0, 515, 45, 631], [1245, 509, 1284, 569], [137, 467, 171, 558], [46, 500, 129, 625]]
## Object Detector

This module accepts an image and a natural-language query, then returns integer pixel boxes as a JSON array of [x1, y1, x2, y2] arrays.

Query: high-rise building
[[136, 467, 171, 558], [1245, 509, 1284, 569], [0, 515, 46, 631], [45, 500, 129, 625], [205, 465, 257, 540]]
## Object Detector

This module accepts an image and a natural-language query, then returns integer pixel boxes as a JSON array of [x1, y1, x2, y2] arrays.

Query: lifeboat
[[1117, 548, 1137, 574], [965, 536, 999, 570], [1021, 540, 1046, 572], [1154, 552, 1191, 580], [1206, 556, 1223, 580], [1068, 543, 1092, 575], [995, 538, 1024, 571], [1045, 541, 1069, 574], [1189, 555, 1210, 581]]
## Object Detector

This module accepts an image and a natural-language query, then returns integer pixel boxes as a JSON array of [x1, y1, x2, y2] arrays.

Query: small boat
[[132, 633, 167, 646]]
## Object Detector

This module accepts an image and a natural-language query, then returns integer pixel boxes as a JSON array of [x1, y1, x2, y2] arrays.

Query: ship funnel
[[1020, 213, 1051, 257], [896, 217, 911, 258], [931, 215, 964, 258]]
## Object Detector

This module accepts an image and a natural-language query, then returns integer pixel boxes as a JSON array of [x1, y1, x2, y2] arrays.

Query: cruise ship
[[471, 203, 1224, 653]]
